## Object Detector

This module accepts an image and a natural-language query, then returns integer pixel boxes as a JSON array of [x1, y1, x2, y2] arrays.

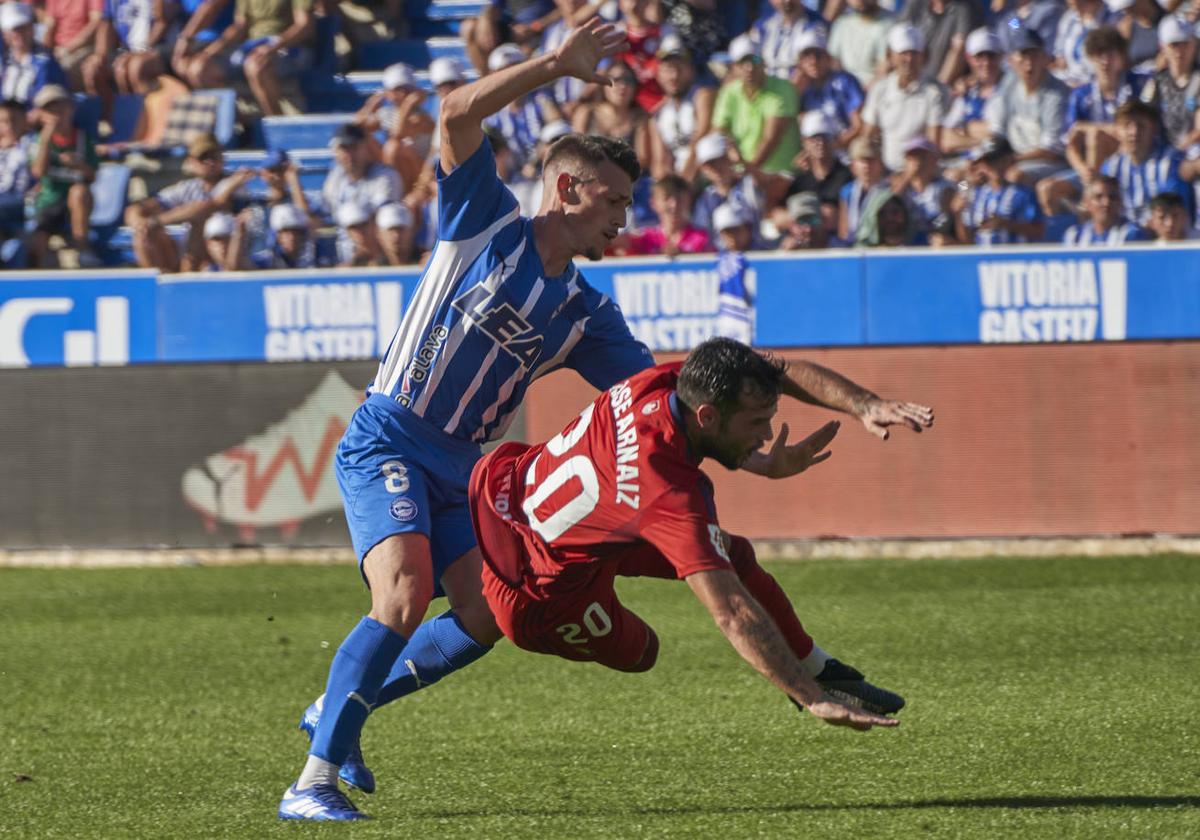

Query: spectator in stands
[[618, 173, 713, 256], [942, 28, 1005, 155], [983, 29, 1068, 190], [126, 133, 252, 272], [1107, 0, 1161, 72], [258, 149, 312, 214], [461, 0, 555, 74], [198, 210, 252, 271], [898, 0, 980, 86], [953, 134, 1045, 245], [793, 28, 864, 148], [659, 0, 726, 66], [376, 202, 416, 266], [85, 0, 181, 125], [1062, 173, 1147, 243], [354, 62, 435, 194], [323, 122, 402, 249], [891, 135, 952, 230], [1, 4, 67, 108], [0, 100, 30, 266], [926, 210, 959, 245], [1052, 0, 1113, 88], [691, 132, 764, 233], [782, 111, 852, 234], [37, 0, 105, 93], [993, 0, 1064, 54], [1100, 99, 1196, 224], [172, 0, 236, 87], [612, 0, 667, 112], [571, 58, 653, 170], [336, 201, 384, 267], [855, 189, 922, 246], [482, 43, 564, 168], [188, 0, 316, 116], [335, 0, 408, 49], [94, 58, 189, 156], [712, 203, 755, 344], [713, 35, 801, 176], [1145, 191, 1197, 241], [779, 190, 831, 249], [542, 0, 589, 114], [838, 134, 888, 241], [861, 24, 944, 173], [750, 0, 827, 80], [28, 85, 100, 267], [257, 201, 319, 269], [1144, 15, 1200, 150], [828, 0, 893, 88], [650, 33, 713, 179]]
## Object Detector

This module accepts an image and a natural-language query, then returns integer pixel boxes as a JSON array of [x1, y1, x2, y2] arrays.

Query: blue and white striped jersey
[[799, 70, 865, 136], [368, 140, 654, 443], [751, 10, 827, 79], [715, 250, 754, 346], [1065, 72, 1149, 129], [964, 182, 1042, 246], [1101, 145, 1194, 224], [482, 92, 555, 167], [1062, 220, 1146, 246], [0, 49, 67, 108]]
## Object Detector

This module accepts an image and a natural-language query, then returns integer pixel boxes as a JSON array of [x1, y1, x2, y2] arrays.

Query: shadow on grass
[[427, 795, 1200, 819]]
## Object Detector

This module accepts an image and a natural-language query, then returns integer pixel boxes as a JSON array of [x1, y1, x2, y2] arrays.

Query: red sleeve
[[639, 484, 732, 579]]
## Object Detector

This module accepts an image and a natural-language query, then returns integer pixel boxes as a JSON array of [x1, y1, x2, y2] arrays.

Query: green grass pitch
[[3, 554, 1198, 838]]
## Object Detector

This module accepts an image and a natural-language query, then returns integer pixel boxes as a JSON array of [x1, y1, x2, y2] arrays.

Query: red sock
[[728, 536, 814, 660]]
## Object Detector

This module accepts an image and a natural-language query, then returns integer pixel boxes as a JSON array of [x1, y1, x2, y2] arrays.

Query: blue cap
[[1009, 28, 1045, 52]]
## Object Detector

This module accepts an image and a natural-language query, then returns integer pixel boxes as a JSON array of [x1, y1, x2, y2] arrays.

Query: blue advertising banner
[[0, 271, 157, 368], [157, 267, 420, 363]]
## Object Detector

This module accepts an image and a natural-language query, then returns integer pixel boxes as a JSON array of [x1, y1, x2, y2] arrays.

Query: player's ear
[[556, 172, 577, 205], [696, 403, 720, 430]]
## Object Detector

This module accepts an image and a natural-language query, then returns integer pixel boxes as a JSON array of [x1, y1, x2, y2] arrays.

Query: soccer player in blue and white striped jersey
[[280, 18, 936, 823], [1100, 98, 1198, 225], [956, 134, 1045, 246], [1062, 175, 1147, 245]]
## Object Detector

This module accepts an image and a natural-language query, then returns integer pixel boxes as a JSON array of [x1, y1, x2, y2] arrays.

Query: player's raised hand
[[860, 398, 934, 440], [554, 17, 629, 85], [807, 696, 900, 732], [743, 420, 839, 479]]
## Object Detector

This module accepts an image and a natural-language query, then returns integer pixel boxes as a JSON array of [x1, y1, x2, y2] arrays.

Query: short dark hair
[[653, 173, 691, 198], [543, 133, 640, 183], [1114, 99, 1159, 124], [1087, 174, 1120, 194], [1084, 26, 1127, 57], [1148, 192, 1184, 212], [677, 338, 787, 416]]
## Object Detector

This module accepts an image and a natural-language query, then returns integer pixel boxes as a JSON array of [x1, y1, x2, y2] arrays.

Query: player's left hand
[[860, 398, 934, 440], [743, 420, 839, 479]]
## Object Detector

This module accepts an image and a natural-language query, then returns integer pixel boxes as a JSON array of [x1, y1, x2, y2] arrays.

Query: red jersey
[[617, 25, 665, 113], [472, 363, 733, 598]]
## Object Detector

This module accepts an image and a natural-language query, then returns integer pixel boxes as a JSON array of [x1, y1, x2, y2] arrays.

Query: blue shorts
[[335, 393, 482, 593]]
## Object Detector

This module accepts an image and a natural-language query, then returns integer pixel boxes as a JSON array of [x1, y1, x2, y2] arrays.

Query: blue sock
[[309, 616, 407, 765], [374, 611, 492, 708]]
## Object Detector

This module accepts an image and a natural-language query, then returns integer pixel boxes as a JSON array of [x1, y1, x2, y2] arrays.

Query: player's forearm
[[782, 361, 878, 416], [711, 591, 824, 707], [441, 52, 560, 132]]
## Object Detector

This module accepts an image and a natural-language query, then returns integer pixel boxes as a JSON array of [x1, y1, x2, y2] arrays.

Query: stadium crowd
[[0, 0, 1196, 271]]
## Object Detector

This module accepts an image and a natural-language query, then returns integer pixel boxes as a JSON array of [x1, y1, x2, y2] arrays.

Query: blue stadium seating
[[357, 37, 470, 70]]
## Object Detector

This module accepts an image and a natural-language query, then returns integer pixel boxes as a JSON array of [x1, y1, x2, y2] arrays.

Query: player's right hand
[[806, 697, 900, 732], [554, 17, 629, 85]]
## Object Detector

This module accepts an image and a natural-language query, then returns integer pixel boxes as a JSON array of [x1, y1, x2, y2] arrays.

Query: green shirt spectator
[[235, 0, 315, 41], [714, 36, 801, 174]]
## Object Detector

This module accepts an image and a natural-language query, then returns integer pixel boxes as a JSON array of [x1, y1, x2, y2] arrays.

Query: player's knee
[[618, 628, 659, 673]]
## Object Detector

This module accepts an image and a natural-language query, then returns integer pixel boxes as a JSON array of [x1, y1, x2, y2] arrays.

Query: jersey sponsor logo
[[977, 258, 1127, 343], [641, 399, 661, 415], [397, 324, 450, 407], [451, 279, 544, 368], [262, 281, 402, 362], [389, 496, 419, 522], [608, 380, 640, 509], [0, 295, 130, 367]]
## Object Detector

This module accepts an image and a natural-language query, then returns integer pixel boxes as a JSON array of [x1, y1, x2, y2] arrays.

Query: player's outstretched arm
[[439, 17, 628, 173], [686, 569, 898, 732]]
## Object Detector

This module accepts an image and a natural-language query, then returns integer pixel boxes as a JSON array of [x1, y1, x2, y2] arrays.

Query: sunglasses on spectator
[[197, 151, 221, 162]]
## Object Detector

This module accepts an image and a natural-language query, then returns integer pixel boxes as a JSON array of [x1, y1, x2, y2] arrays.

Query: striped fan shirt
[[751, 10, 828, 80], [1062, 220, 1146, 246], [963, 182, 1042, 246], [1101, 145, 1193, 224]]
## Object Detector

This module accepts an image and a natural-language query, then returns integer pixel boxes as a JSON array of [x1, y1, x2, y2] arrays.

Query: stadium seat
[[356, 37, 470, 70], [109, 94, 144, 145], [72, 94, 101, 137], [261, 114, 355, 151], [89, 164, 131, 230], [200, 88, 239, 149], [408, 0, 487, 37]]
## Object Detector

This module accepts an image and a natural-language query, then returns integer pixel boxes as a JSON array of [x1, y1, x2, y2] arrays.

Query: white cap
[[0, 3, 33, 31], [1158, 15, 1195, 45], [487, 43, 526, 72], [800, 111, 836, 138], [657, 32, 689, 59], [887, 23, 925, 54], [694, 132, 729, 165], [429, 56, 464, 87], [728, 34, 760, 63], [795, 27, 828, 54], [965, 27, 1001, 57], [712, 203, 754, 232], [1105, 0, 1135, 10], [269, 203, 308, 232], [204, 212, 234, 239], [539, 120, 572, 145], [382, 63, 417, 91], [376, 203, 413, 230], [337, 202, 372, 228]]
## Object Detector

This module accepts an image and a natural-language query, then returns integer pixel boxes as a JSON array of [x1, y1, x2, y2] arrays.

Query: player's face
[[567, 160, 633, 260], [706, 388, 778, 470]]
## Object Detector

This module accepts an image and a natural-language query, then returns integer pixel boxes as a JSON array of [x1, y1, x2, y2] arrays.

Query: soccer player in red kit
[[470, 338, 903, 729]]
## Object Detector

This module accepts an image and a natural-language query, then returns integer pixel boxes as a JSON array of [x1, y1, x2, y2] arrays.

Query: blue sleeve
[[564, 289, 655, 390], [841, 73, 865, 114], [436, 138, 519, 242], [1019, 188, 1043, 222], [1064, 87, 1085, 129]]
